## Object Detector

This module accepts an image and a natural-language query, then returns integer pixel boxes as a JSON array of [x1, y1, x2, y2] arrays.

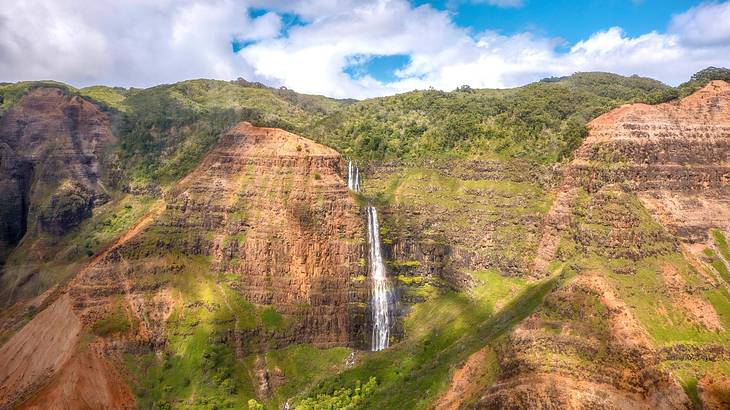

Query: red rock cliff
[[0, 122, 366, 409]]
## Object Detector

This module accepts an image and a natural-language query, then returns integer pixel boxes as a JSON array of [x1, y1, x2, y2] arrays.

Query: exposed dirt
[[0, 294, 82, 409], [0, 121, 366, 408], [699, 373, 730, 410], [476, 274, 691, 409], [660, 263, 724, 332], [18, 346, 134, 410], [534, 80, 730, 278], [432, 346, 494, 410]]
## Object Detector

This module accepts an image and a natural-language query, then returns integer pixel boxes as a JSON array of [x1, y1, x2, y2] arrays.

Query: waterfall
[[348, 159, 354, 190], [354, 166, 360, 192], [347, 159, 360, 192], [367, 206, 392, 351]]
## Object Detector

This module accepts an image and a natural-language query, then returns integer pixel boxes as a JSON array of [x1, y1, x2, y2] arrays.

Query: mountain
[[0, 70, 729, 409]]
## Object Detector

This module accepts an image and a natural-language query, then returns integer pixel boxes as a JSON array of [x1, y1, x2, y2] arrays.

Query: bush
[[295, 377, 377, 410]]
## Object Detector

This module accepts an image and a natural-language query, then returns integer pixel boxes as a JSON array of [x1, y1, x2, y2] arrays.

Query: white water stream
[[367, 206, 392, 351], [347, 159, 360, 192]]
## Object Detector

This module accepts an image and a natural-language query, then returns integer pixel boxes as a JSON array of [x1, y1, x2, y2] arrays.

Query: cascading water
[[367, 206, 392, 351], [347, 159, 360, 192]]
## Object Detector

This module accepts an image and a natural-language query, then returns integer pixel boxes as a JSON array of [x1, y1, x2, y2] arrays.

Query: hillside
[[0, 70, 729, 409]]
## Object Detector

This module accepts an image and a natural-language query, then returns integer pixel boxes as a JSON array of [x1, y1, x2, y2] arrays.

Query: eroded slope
[[0, 122, 366, 409], [465, 81, 730, 409]]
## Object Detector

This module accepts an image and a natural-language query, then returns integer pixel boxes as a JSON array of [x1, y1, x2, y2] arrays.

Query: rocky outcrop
[[114, 121, 368, 349], [476, 275, 691, 410], [535, 80, 730, 276], [0, 121, 367, 408], [484, 82, 730, 410], [0, 88, 114, 259]]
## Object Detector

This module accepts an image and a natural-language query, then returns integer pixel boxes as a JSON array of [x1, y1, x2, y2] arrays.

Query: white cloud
[[473, 0, 524, 7], [0, 0, 729, 98], [670, 1, 730, 46], [0, 0, 271, 87]]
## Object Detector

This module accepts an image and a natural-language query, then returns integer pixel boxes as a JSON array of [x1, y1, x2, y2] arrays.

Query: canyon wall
[[0, 88, 114, 260], [476, 81, 730, 409], [0, 122, 367, 408]]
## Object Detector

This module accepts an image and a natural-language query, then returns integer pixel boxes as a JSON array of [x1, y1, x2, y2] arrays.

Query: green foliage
[[247, 399, 265, 410], [661, 360, 730, 410], [712, 229, 730, 263], [91, 301, 131, 336], [80, 86, 129, 111], [570, 189, 676, 260], [678, 66, 730, 97], [295, 377, 377, 410], [101, 79, 345, 187], [301, 272, 555, 409], [0, 80, 77, 116], [0, 194, 155, 305], [127, 265, 259, 409], [261, 306, 284, 329], [310, 72, 673, 163]]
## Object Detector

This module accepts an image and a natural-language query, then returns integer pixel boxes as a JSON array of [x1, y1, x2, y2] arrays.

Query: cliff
[[0, 122, 366, 408], [468, 81, 730, 409], [0, 88, 114, 260]]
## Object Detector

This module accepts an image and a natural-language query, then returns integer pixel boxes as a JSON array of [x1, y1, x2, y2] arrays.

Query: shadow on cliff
[[304, 272, 563, 409]]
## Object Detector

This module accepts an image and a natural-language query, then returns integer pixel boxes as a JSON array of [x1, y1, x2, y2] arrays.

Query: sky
[[0, 0, 729, 99]]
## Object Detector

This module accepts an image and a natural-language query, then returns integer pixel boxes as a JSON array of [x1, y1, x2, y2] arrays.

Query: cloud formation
[[0, 0, 728, 98]]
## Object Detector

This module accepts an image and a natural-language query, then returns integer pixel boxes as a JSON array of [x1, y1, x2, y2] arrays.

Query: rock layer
[[486, 81, 730, 409], [0, 88, 114, 259], [0, 122, 366, 408], [535, 80, 730, 276]]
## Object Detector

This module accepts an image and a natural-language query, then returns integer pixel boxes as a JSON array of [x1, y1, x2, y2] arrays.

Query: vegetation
[[310, 72, 675, 162], [110, 80, 345, 187], [92, 300, 132, 336], [0, 80, 76, 115], [2, 68, 730, 409], [297, 272, 556, 409], [678, 66, 730, 97], [0, 194, 156, 305], [295, 377, 377, 409]]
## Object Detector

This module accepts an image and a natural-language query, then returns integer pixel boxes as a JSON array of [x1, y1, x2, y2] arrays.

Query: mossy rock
[[37, 181, 96, 236]]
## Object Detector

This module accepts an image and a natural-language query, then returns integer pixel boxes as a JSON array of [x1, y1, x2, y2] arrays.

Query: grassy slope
[[296, 271, 556, 409], [552, 188, 730, 405], [0, 194, 156, 308]]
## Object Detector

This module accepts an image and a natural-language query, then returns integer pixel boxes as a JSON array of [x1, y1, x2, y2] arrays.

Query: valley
[[0, 70, 729, 409]]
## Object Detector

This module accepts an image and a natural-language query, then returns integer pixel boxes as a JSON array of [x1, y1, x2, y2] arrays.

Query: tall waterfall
[[367, 206, 392, 351], [347, 159, 360, 192]]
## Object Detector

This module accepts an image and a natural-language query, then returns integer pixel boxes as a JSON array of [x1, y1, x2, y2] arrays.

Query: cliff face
[[472, 81, 730, 409], [535, 80, 730, 276], [0, 122, 366, 409], [155, 121, 367, 349], [0, 88, 114, 259]]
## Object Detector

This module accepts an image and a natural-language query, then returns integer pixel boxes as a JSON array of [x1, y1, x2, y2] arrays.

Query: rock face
[[0, 88, 114, 259], [574, 80, 730, 251], [477, 275, 691, 409], [535, 80, 730, 276], [482, 81, 730, 409], [84, 121, 367, 349], [0, 122, 366, 409], [162, 121, 367, 349]]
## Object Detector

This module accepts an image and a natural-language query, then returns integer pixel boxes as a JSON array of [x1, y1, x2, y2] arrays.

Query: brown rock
[[0, 88, 114, 259]]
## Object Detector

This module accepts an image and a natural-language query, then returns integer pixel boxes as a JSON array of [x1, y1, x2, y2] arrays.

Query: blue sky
[[1, 0, 729, 98], [433, 0, 699, 41], [367, 0, 704, 82]]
